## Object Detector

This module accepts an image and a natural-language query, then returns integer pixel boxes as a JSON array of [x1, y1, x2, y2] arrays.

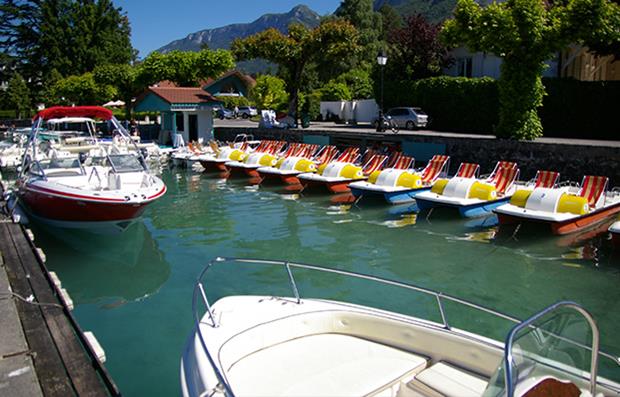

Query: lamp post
[[376, 49, 388, 132]]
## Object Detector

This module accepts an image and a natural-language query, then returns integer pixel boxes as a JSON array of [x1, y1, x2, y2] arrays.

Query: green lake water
[[28, 168, 620, 396]]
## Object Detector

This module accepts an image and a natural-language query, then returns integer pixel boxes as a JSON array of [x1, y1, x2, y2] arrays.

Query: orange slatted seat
[[494, 166, 520, 195], [456, 163, 480, 178], [579, 175, 608, 207], [314, 146, 338, 164], [363, 154, 388, 175], [488, 161, 517, 183], [394, 155, 414, 170], [337, 147, 360, 163], [420, 155, 450, 184], [534, 170, 560, 188]]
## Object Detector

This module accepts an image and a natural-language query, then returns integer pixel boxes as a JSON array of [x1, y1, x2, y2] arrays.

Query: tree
[[336, 68, 373, 99], [250, 75, 289, 111], [232, 20, 359, 120], [335, 0, 383, 69], [388, 14, 452, 81], [378, 3, 403, 41], [51, 73, 117, 106], [0, 0, 132, 85], [139, 49, 235, 87], [94, 64, 140, 119], [320, 80, 353, 101], [6, 73, 31, 118], [442, 0, 620, 139]]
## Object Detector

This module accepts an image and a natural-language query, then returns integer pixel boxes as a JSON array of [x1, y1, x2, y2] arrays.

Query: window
[[456, 57, 473, 77]]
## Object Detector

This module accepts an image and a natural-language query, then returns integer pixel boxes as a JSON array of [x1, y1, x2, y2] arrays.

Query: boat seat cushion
[[410, 362, 488, 397], [226, 333, 428, 397]]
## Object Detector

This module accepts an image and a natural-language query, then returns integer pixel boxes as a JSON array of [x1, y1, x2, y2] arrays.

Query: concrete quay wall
[[215, 127, 620, 186]]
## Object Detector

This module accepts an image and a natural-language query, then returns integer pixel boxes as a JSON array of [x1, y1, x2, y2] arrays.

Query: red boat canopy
[[35, 106, 114, 121]]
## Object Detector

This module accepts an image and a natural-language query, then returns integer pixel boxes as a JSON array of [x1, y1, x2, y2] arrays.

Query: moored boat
[[14, 106, 166, 233], [348, 154, 447, 204], [610, 221, 620, 246], [181, 257, 620, 397], [495, 174, 620, 235], [224, 140, 286, 177], [255, 143, 323, 185], [415, 161, 521, 217], [297, 148, 388, 194]]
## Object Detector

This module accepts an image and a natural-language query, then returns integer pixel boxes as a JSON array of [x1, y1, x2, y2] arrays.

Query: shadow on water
[[29, 221, 170, 305]]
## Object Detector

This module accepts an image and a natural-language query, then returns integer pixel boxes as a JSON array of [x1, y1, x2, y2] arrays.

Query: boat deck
[[0, 185, 119, 396]]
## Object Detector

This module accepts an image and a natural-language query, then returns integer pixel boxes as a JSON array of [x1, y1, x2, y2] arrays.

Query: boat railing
[[191, 257, 620, 397], [504, 301, 600, 397]]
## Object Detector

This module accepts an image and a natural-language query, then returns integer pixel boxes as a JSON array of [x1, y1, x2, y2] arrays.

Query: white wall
[[445, 47, 559, 78], [320, 99, 379, 123], [198, 109, 213, 142]]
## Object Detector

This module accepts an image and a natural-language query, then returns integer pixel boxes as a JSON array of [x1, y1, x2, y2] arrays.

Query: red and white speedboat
[[15, 106, 166, 233]]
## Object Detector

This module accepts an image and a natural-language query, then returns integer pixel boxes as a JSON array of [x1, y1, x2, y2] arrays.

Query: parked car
[[213, 106, 234, 120], [237, 106, 258, 118], [373, 107, 428, 130]]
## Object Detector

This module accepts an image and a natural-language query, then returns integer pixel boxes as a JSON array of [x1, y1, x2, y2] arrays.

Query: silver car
[[380, 107, 429, 130], [237, 106, 258, 119]]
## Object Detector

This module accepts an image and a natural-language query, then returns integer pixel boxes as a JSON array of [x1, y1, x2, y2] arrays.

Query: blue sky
[[112, 1, 342, 57]]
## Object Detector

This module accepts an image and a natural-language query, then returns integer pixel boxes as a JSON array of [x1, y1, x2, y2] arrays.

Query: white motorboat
[[15, 106, 166, 233], [181, 257, 620, 397]]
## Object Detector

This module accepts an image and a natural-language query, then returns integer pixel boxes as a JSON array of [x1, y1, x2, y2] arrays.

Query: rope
[[0, 290, 63, 309]]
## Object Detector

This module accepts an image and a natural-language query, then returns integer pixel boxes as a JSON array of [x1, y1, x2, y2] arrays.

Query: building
[[134, 85, 220, 145], [202, 70, 256, 98]]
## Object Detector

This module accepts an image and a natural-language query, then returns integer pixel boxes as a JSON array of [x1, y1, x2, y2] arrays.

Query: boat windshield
[[483, 303, 604, 397], [40, 157, 82, 170], [108, 154, 144, 173]]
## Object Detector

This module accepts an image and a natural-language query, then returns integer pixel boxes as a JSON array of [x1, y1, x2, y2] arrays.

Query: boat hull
[[301, 178, 360, 194], [199, 160, 229, 173], [349, 185, 431, 205], [496, 202, 620, 235], [257, 170, 302, 185], [416, 195, 510, 218]]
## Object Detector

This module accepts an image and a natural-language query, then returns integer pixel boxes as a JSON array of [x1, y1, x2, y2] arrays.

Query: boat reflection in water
[[30, 220, 170, 305]]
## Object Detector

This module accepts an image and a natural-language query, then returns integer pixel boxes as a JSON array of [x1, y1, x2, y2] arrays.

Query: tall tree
[[442, 0, 620, 139], [232, 20, 359, 120], [378, 3, 403, 41], [6, 72, 31, 118], [335, 0, 383, 68], [50, 72, 117, 106]]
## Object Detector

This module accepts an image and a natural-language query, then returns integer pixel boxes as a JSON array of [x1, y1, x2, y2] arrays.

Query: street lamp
[[376, 49, 388, 132]]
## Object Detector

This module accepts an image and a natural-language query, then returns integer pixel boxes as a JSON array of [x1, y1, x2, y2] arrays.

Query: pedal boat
[[225, 140, 286, 178], [494, 175, 620, 235], [415, 161, 520, 218], [256, 144, 329, 185], [297, 149, 387, 194], [349, 154, 448, 204], [15, 106, 166, 233], [181, 257, 620, 397]]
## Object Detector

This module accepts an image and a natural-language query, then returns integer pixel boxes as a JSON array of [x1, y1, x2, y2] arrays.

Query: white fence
[[320, 99, 379, 124]]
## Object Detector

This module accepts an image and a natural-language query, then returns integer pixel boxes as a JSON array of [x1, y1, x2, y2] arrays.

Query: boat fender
[[295, 159, 315, 173], [396, 172, 422, 188], [510, 189, 532, 208], [367, 170, 382, 184], [468, 182, 497, 201], [228, 149, 245, 161], [259, 154, 277, 167], [557, 194, 589, 215], [431, 179, 449, 195], [340, 165, 363, 179]]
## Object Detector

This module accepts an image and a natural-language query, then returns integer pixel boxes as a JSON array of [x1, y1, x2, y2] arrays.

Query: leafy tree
[[51, 72, 116, 106], [335, 0, 383, 69], [388, 14, 451, 81], [320, 80, 353, 101], [442, 0, 620, 139], [336, 68, 374, 99], [139, 49, 234, 87], [250, 75, 289, 111], [0, 0, 132, 86], [94, 64, 140, 119], [6, 72, 31, 118], [378, 3, 403, 41], [232, 20, 359, 120]]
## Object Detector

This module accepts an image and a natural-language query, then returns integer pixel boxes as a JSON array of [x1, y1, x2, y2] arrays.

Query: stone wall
[[215, 127, 620, 186]]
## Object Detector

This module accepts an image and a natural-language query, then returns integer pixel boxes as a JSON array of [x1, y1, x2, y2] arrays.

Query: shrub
[[216, 95, 251, 109], [320, 81, 352, 101]]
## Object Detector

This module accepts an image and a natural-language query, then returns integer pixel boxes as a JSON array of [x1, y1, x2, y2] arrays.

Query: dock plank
[[0, 223, 76, 396], [7, 223, 109, 397]]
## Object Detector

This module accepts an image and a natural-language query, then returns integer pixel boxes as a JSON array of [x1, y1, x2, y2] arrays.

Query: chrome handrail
[[191, 257, 619, 397], [504, 301, 599, 397]]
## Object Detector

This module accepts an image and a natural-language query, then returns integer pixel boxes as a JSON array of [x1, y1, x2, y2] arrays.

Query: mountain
[[156, 5, 321, 54]]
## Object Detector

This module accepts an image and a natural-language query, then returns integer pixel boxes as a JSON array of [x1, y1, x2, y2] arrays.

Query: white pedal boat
[[181, 257, 620, 397]]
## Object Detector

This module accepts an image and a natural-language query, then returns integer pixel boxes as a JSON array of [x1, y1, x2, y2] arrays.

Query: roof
[[35, 106, 113, 121], [202, 70, 256, 91], [147, 86, 218, 104]]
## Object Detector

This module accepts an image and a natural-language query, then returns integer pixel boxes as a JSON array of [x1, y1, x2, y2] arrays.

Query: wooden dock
[[0, 191, 119, 395]]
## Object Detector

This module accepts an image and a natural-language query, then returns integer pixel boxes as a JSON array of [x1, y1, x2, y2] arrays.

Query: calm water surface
[[30, 168, 620, 396]]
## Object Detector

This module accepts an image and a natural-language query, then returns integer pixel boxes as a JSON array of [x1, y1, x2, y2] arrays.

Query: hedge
[[381, 76, 619, 140]]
